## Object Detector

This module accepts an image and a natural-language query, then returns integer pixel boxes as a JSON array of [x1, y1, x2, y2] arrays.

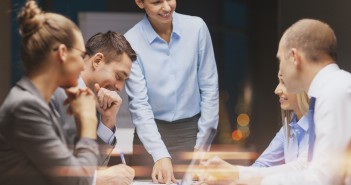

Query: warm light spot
[[238, 126, 250, 138], [232, 130, 243, 141], [237, 113, 250, 127]]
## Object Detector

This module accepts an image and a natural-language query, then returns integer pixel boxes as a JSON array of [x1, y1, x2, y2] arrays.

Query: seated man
[[52, 31, 137, 185]]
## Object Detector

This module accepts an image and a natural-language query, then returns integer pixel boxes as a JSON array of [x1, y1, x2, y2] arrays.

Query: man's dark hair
[[85, 31, 137, 63]]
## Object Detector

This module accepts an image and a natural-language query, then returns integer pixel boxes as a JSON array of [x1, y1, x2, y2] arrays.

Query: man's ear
[[57, 44, 68, 64], [92, 53, 105, 70], [290, 48, 302, 68], [135, 0, 145, 9]]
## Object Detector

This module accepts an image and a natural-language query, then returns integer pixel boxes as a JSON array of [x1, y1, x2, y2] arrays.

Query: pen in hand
[[120, 152, 126, 165]]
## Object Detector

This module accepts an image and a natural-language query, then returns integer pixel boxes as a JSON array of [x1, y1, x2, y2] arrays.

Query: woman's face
[[60, 30, 85, 88], [274, 73, 298, 111], [137, 0, 176, 26]]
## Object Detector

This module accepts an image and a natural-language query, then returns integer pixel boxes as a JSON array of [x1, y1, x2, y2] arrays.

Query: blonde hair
[[17, 0, 80, 74], [282, 92, 309, 141]]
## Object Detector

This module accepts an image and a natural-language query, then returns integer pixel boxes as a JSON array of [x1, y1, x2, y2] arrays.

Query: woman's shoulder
[[174, 12, 205, 27], [2, 85, 49, 117]]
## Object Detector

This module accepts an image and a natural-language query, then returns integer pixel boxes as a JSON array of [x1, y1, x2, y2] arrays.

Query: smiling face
[[136, 0, 176, 26], [274, 72, 298, 111], [85, 52, 132, 92]]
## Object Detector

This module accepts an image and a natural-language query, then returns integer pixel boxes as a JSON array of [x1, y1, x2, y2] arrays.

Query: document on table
[[132, 181, 179, 185]]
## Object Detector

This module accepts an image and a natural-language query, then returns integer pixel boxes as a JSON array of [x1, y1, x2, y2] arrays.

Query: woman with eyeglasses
[[0, 1, 99, 185]]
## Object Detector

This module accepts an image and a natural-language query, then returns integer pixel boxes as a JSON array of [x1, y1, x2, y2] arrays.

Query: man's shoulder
[[319, 69, 351, 99], [329, 69, 351, 87], [51, 87, 67, 106]]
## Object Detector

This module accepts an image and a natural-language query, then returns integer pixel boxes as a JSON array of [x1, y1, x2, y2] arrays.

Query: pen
[[120, 152, 126, 165]]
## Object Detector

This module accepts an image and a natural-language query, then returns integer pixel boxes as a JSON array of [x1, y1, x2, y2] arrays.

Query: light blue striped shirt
[[125, 12, 219, 161], [252, 114, 310, 167], [77, 78, 116, 144]]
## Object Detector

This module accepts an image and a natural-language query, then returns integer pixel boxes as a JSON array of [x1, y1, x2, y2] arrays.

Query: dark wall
[[279, 0, 351, 71], [246, 0, 280, 153], [0, 0, 11, 104]]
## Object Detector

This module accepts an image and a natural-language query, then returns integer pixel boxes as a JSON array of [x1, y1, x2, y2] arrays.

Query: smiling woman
[[274, 72, 309, 144], [195, 72, 311, 184], [124, 0, 219, 183]]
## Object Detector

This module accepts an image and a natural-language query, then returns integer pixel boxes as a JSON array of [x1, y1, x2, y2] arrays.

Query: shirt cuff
[[92, 170, 97, 185], [97, 122, 116, 145], [151, 148, 172, 162]]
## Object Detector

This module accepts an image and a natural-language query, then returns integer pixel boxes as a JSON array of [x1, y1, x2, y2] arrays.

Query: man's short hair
[[85, 31, 137, 63], [283, 19, 337, 62]]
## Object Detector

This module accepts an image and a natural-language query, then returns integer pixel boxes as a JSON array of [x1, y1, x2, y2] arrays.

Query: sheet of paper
[[132, 181, 179, 185]]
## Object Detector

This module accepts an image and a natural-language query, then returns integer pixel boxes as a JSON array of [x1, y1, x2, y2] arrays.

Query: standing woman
[[0, 1, 99, 185], [198, 73, 311, 184], [124, 0, 219, 183]]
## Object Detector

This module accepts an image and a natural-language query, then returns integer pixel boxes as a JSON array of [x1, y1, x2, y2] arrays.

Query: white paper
[[132, 181, 179, 185]]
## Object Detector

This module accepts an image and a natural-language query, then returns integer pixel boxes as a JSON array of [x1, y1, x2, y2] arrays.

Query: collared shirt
[[53, 77, 115, 145], [78, 78, 116, 185], [262, 64, 351, 185], [238, 115, 310, 180], [124, 12, 219, 161], [77, 78, 116, 144]]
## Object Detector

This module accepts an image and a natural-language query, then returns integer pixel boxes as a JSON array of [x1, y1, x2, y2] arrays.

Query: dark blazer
[[0, 77, 99, 185], [51, 80, 116, 166]]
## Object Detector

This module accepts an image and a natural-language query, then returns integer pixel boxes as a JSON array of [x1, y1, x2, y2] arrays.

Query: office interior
[[1, 0, 351, 166]]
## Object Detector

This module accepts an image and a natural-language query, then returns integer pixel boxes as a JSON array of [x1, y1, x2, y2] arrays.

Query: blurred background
[[1, 0, 351, 169]]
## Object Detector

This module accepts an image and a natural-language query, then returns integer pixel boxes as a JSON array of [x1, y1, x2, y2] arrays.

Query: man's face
[[92, 52, 132, 92], [276, 37, 301, 94]]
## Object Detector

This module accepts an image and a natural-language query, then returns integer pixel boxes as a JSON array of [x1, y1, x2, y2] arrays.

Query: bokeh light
[[238, 125, 250, 138], [237, 113, 250, 127], [232, 129, 243, 141]]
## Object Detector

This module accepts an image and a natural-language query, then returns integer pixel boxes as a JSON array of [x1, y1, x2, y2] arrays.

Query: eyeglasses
[[71, 47, 88, 59], [53, 46, 88, 59]]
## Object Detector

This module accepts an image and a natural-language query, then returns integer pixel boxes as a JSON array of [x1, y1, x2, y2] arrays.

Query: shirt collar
[[289, 114, 309, 132], [172, 12, 181, 37], [297, 115, 309, 132], [77, 77, 86, 88], [142, 12, 181, 44], [308, 63, 339, 98]]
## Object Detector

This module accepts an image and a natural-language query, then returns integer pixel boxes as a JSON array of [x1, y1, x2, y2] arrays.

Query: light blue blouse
[[124, 12, 219, 161], [252, 114, 310, 167]]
